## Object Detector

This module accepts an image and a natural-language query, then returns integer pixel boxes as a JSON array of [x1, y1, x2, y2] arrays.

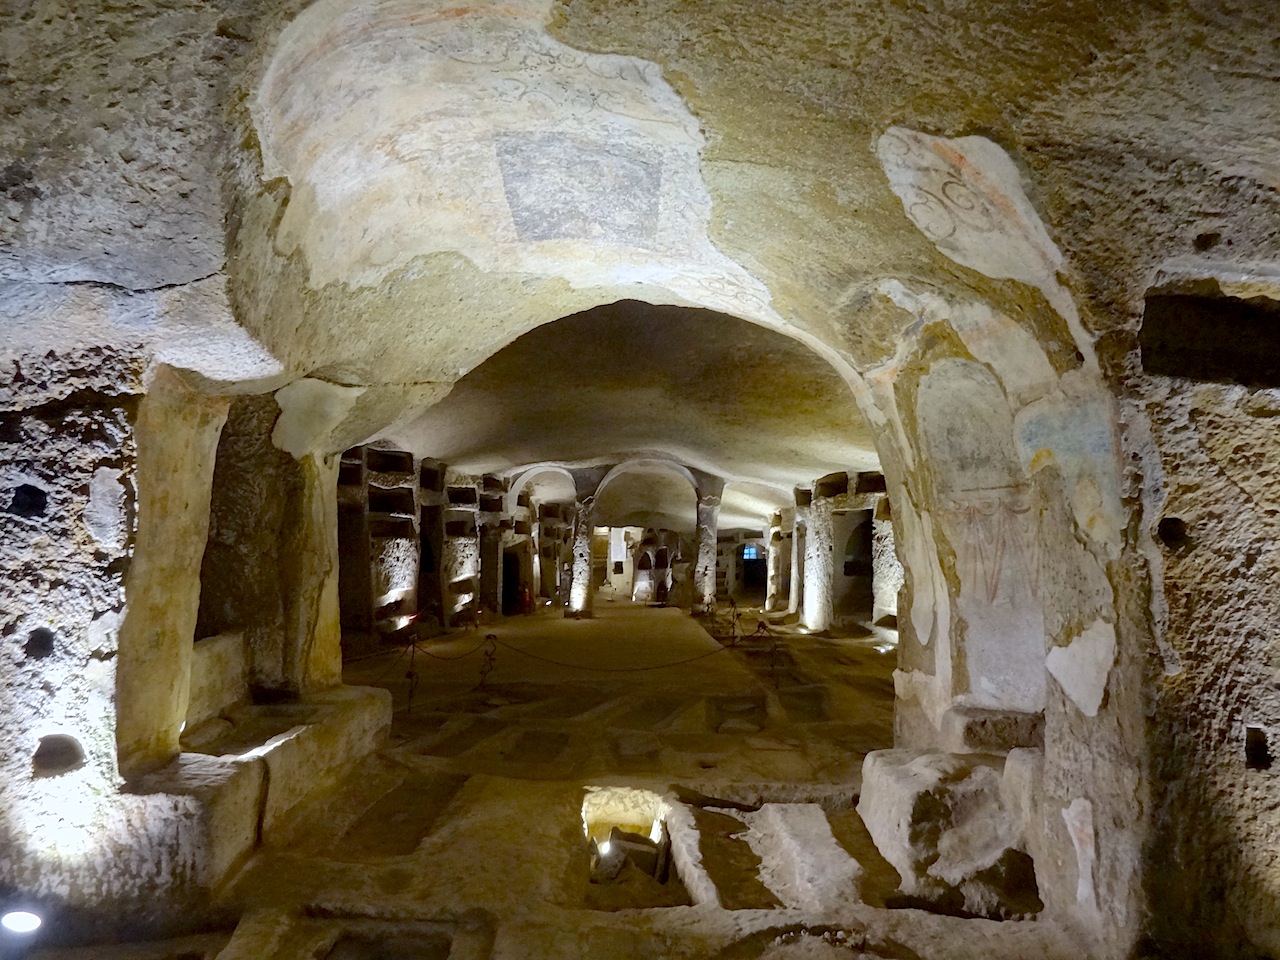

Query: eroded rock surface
[[859, 749, 1041, 920]]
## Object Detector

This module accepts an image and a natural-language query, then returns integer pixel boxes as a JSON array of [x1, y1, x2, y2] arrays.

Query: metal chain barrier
[[475, 633, 499, 690]]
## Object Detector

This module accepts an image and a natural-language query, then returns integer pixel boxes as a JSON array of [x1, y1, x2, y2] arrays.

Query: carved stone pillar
[[789, 512, 805, 616], [117, 371, 229, 777], [479, 521, 503, 614], [568, 499, 595, 617], [280, 452, 344, 694], [871, 498, 903, 627], [803, 492, 834, 632], [765, 512, 785, 612], [694, 482, 724, 609]]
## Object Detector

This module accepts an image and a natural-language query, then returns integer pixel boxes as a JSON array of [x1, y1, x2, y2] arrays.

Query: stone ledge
[[137, 684, 392, 890], [858, 748, 1043, 920], [132, 752, 264, 892], [939, 705, 1044, 754], [250, 685, 392, 842]]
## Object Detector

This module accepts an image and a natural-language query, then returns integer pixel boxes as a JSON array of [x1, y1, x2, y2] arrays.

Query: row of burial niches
[[336, 446, 578, 654]]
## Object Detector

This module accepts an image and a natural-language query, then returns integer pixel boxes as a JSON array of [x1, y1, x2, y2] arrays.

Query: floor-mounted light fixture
[[1, 911, 41, 935]]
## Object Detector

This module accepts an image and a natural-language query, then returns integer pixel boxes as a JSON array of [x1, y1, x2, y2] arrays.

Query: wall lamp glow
[[1, 911, 41, 934]]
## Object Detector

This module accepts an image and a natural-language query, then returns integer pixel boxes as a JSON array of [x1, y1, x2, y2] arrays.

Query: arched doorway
[[835, 510, 874, 622], [737, 541, 767, 603]]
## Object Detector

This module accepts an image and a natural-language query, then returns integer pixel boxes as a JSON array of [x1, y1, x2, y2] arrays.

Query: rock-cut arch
[[235, 0, 876, 436], [505, 465, 578, 515]]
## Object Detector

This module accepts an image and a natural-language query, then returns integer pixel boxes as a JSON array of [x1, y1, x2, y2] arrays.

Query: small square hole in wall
[[326, 933, 452, 960], [447, 486, 478, 506], [1246, 726, 1272, 770], [1142, 287, 1280, 386], [444, 519, 473, 538], [420, 461, 444, 492], [365, 448, 413, 474]]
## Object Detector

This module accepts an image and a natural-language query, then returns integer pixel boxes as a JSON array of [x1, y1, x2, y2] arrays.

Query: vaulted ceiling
[[386, 300, 876, 529]]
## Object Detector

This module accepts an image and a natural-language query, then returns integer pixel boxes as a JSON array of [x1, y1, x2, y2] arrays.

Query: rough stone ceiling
[[215, 0, 1278, 426], [592, 466, 699, 534], [515, 469, 578, 512], [385, 300, 877, 530], [2, 0, 1276, 431], [6, 0, 1278, 306]]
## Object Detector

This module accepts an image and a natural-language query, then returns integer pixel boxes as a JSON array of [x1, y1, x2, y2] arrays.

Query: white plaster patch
[[948, 301, 1056, 406], [877, 279, 1124, 559], [918, 358, 1045, 713], [1046, 619, 1116, 718], [896, 496, 949, 651], [878, 281, 1056, 408], [272, 378, 367, 458], [1062, 797, 1098, 913], [1000, 747, 1042, 841], [893, 668, 949, 731], [877, 127, 1061, 290], [863, 337, 917, 473], [958, 588, 1048, 714], [917, 358, 1024, 493], [254, 0, 778, 325], [84, 467, 127, 552], [876, 128, 1095, 364], [738, 803, 860, 911]]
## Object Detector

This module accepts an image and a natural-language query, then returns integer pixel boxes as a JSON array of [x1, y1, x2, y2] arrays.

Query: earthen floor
[[34, 602, 1076, 960]]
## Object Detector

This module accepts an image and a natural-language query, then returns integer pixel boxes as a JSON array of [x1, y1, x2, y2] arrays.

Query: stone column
[[789, 494, 806, 616], [441, 511, 480, 627], [568, 499, 595, 617], [531, 521, 543, 600], [479, 521, 503, 614], [416, 495, 447, 631], [765, 512, 785, 612], [559, 539, 572, 607], [871, 498, 904, 627], [280, 452, 344, 694], [802, 492, 834, 632], [694, 488, 722, 609], [522, 536, 536, 611], [116, 370, 229, 778]]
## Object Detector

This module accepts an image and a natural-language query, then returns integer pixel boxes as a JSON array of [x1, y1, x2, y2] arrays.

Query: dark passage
[[1142, 286, 1280, 386], [502, 548, 521, 616]]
